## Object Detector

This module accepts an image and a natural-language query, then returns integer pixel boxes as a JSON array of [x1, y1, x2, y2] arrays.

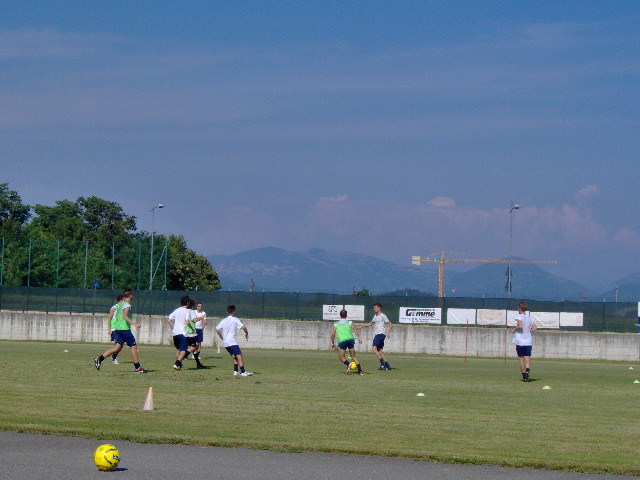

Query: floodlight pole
[[149, 203, 165, 290], [508, 201, 520, 299]]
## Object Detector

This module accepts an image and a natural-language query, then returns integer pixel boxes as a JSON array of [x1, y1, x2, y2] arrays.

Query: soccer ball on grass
[[94, 444, 120, 471], [349, 362, 357, 371]]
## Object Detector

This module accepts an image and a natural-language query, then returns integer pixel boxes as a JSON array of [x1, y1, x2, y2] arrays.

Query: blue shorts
[[112, 330, 137, 347], [196, 329, 204, 343], [187, 336, 197, 347], [225, 345, 242, 356], [173, 334, 188, 352], [373, 334, 386, 350], [516, 345, 532, 357], [338, 339, 355, 350]]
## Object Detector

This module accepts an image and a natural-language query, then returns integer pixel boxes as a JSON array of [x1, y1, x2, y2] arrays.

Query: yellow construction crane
[[412, 251, 557, 297]]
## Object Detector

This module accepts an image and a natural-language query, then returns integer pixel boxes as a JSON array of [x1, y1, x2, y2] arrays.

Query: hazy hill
[[208, 248, 602, 300], [208, 247, 439, 294], [447, 260, 592, 301]]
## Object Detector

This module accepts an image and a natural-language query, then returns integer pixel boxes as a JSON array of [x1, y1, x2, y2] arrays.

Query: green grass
[[1, 340, 639, 474]]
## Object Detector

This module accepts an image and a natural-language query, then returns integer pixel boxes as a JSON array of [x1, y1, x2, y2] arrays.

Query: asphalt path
[[1, 430, 637, 480]]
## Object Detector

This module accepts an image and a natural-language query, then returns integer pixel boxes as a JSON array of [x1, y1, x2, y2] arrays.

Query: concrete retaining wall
[[1, 311, 638, 361]]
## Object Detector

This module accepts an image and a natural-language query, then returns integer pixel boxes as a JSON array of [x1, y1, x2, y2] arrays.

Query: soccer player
[[186, 298, 205, 368], [511, 300, 538, 382], [94, 290, 146, 373], [168, 295, 192, 371], [193, 302, 207, 366], [216, 305, 253, 376], [357, 302, 393, 370], [330, 309, 364, 375], [107, 294, 125, 364]]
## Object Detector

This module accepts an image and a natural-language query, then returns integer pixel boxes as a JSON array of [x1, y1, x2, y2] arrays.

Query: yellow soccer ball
[[349, 362, 357, 370], [94, 444, 120, 471]]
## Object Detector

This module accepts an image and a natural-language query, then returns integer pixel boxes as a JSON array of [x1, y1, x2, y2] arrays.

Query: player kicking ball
[[331, 309, 364, 375]]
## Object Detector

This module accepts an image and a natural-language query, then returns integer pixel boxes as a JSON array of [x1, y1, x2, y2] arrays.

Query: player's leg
[[95, 341, 124, 370], [348, 346, 363, 374]]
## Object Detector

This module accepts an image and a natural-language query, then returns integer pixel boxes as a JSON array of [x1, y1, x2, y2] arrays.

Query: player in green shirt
[[330, 309, 364, 375]]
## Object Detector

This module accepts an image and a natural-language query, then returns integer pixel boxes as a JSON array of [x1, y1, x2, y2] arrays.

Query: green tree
[[166, 234, 221, 291], [0, 183, 30, 238], [356, 287, 371, 296]]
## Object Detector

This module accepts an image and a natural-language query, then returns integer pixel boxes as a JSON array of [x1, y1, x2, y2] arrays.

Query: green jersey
[[111, 302, 131, 331], [334, 320, 355, 343]]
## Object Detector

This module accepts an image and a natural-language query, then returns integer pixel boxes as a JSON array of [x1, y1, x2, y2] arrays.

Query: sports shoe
[[172, 364, 181, 371], [94, 357, 101, 371], [112, 358, 119, 365], [233, 371, 238, 376], [358, 371, 364, 375], [523, 372, 530, 382], [385, 366, 393, 370], [378, 366, 387, 370], [239, 372, 253, 377], [135, 367, 146, 373], [197, 364, 206, 369], [346, 365, 352, 374]]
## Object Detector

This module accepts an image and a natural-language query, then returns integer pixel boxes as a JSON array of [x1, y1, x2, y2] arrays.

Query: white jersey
[[372, 313, 389, 336], [216, 316, 244, 347], [108, 304, 117, 331], [514, 313, 534, 346], [194, 310, 206, 329], [169, 307, 189, 336]]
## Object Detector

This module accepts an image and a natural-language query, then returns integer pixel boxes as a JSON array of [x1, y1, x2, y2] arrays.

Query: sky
[[1, 1, 639, 291]]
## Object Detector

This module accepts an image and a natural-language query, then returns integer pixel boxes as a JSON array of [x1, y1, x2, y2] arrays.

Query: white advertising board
[[506, 310, 520, 327], [323, 305, 342, 321], [531, 311, 560, 329], [323, 305, 365, 321], [343, 305, 365, 321], [447, 308, 476, 325], [560, 312, 583, 327], [399, 307, 442, 324], [477, 309, 506, 326]]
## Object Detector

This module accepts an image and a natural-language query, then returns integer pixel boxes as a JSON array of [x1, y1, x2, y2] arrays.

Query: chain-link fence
[[0, 285, 637, 333], [0, 236, 168, 290]]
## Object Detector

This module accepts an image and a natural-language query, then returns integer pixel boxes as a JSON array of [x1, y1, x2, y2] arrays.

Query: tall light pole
[[149, 203, 165, 290], [507, 201, 520, 298]]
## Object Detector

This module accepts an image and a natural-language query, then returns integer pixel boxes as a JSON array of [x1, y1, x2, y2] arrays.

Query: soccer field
[[1, 340, 639, 475]]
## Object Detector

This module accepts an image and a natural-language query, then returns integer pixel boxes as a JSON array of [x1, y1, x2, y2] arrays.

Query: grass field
[[1, 340, 639, 475]]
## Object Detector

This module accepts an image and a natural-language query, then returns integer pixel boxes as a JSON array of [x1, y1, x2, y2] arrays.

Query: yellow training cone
[[634, 380, 640, 384], [416, 393, 425, 396], [542, 385, 551, 390], [629, 367, 634, 370], [143, 387, 154, 411]]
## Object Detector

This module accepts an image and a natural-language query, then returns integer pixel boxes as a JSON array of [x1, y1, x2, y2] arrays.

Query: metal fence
[[0, 236, 168, 290], [0, 285, 637, 333]]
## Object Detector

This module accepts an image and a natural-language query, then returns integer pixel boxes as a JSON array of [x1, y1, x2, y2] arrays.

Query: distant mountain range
[[208, 247, 638, 301]]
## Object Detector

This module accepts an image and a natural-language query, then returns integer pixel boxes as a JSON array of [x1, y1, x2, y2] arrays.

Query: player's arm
[[511, 319, 523, 334], [330, 327, 337, 349], [216, 328, 223, 340], [385, 319, 393, 339], [356, 321, 373, 331], [123, 307, 141, 328], [241, 325, 249, 341], [531, 322, 538, 333], [107, 307, 116, 333], [350, 323, 362, 343]]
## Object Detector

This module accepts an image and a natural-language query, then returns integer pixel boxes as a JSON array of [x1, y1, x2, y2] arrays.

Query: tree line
[[0, 183, 221, 291]]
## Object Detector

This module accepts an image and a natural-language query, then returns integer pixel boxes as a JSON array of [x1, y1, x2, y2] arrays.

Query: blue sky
[[2, 1, 639, 291]]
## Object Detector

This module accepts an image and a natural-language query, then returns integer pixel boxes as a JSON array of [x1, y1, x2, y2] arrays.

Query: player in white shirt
[[511, 301, 538, 382], [193, 302, 207, 366], [357, 303, 393, 370], [216, 305, 253, 376], [167, 295, 192, 371]]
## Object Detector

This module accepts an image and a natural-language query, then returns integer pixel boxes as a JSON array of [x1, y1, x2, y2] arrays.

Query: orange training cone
[[143, 387, 154, 411]]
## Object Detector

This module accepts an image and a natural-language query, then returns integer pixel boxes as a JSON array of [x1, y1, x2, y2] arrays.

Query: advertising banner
[[447, 308, 476, 325], [399, 307, 442, 324]]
